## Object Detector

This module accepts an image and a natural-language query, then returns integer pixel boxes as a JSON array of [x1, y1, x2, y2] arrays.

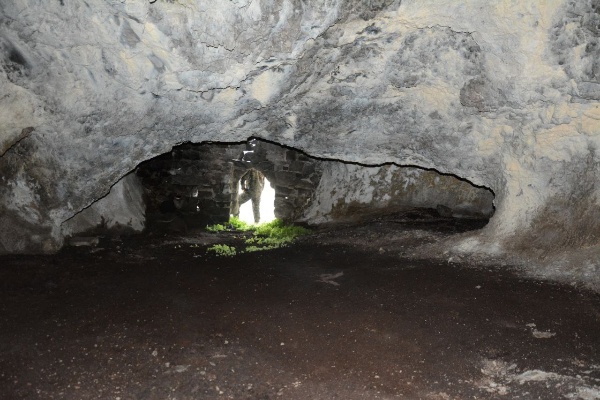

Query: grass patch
[[207, 244, 237, 257], [245, 244, 280, 252], [252, 219, 310, 239], [244, 219, 310, 251], [205, 218, 310, 254], [206, 216, 254, 233], [205, 223, 228, 233], [230, 216, 254, 231]]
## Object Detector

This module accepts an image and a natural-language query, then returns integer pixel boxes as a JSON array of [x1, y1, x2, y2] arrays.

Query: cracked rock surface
[[1, 0, 600, 276]]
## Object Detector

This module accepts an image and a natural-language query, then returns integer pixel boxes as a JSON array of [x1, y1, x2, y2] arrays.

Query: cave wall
[[61, 172, 145, 236], [302, 163, 494, 224], [0, 0, 600, 260]]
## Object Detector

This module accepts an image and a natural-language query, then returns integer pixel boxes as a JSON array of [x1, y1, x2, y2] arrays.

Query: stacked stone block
[[137, 140, 323, 230]]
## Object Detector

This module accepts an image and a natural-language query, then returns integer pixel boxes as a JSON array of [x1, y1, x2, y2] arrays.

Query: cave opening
[[124, 138, 496, 238], [132, 138, 328, 234], [234, 169, 276, 225]]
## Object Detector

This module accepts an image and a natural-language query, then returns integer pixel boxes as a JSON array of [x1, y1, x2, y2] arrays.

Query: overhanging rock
[[0, 0, 599, 258]]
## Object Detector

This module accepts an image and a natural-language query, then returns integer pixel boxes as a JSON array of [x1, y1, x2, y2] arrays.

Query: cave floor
[[1, 216, 600, 399]]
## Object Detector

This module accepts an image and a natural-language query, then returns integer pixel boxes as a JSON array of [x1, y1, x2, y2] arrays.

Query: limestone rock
[[61, 172, 146, 237], [301, 163, 494, 223], [0, 0, 599, 265]]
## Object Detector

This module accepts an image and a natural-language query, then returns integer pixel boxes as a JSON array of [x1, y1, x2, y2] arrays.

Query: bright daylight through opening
[[237, 177, 276, 225]]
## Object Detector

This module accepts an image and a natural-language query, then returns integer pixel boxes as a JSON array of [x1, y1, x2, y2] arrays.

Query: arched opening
[[129, 138, 330, 233]]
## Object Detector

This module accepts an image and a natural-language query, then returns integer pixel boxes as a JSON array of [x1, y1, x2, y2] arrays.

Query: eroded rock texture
[[302, 163, 494, 224], [1, 0, 600, 262], [61, 172, 146, 237]]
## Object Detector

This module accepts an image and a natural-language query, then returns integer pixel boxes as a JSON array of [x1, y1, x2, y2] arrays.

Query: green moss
[[207, 244, 237, 257], [253, 219, 309, 237], [206, 223, 227, 233], [245, 245, 279, 252], [206, 216, 255, 233], [246, 219, 310, 250], [229, 216, 254, 231], [206, 218, 310, 255]]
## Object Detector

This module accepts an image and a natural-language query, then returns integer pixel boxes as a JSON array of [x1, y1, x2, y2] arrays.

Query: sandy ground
[[1, 215, 599, 399]]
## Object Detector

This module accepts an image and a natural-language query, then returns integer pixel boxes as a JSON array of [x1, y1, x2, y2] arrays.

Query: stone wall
[[136, 143, 237, 228], [170, 143, 237, 225], [136, 139, 323, 228]]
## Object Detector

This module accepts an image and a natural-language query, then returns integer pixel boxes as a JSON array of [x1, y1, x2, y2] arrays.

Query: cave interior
[[1, 0, 600, 398]]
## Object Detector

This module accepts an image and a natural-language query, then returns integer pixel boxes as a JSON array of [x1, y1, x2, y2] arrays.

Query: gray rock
[[0, 0, 598, 275]]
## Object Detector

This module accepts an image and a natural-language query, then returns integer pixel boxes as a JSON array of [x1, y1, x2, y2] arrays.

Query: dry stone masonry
[[136, 139, 324, 230]]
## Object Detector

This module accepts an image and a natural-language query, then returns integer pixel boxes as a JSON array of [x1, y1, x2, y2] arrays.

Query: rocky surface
[[302, 163, 494, 224], [1, 0, 600, 270], [61, 172, 146, 237]]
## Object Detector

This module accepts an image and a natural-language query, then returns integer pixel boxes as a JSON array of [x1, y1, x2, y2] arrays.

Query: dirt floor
[[1, 214, 599, 399]]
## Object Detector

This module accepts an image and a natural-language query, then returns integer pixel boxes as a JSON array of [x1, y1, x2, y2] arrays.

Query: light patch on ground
[[532, 329, 556, 339], [478, 359, 600, 399], [317, 272, 344, 286], [566, 387, 600, 400], [525, 322, 557, 338], [515, 369, 559, 383]]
